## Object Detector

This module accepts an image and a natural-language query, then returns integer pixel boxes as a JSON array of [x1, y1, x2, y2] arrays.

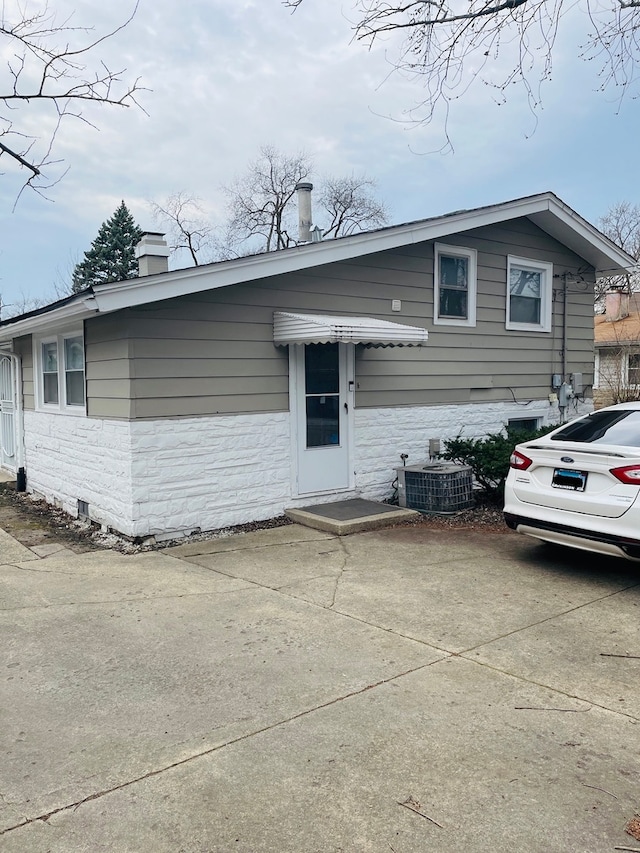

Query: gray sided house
[[0, 192, 634, 539]]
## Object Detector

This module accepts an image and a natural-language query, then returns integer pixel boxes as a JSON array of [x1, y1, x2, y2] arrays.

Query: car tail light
[[510, 450, 532, 470], [610, 464, 640, 484]]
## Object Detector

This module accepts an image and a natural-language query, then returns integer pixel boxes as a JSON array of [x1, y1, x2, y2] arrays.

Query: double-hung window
[[506, 256, 553, 332], [36, 331, 86, 412], [434, 244, 477, 327]]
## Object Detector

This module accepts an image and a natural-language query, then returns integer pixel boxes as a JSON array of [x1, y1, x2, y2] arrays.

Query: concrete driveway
[[1, 521, 639, 852]]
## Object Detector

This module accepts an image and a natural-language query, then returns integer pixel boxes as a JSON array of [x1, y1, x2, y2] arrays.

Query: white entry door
[[293, 342, 353, 495], [0, 355, 16, 471]]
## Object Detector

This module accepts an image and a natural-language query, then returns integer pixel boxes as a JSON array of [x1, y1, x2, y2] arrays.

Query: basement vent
[[77, 499, 90, 520], [396, 462, 474, 514]]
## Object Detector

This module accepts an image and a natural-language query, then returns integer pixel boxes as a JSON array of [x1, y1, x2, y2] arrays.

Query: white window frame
[[506, 256, 553, 332], [627, 351, 640, 387], [34, 329, 86, 415], [433, 243, 477, 327], [507, 415, 543, 433]]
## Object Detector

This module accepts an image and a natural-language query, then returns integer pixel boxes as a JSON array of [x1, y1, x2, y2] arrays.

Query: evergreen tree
[[72, 201, 144, 292]]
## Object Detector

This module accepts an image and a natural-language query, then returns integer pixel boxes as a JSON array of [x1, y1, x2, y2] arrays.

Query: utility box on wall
[[396, 462, 474, 514]]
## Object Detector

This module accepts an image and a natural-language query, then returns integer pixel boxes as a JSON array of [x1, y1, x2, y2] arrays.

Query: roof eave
[[0, 296, 98, 342]]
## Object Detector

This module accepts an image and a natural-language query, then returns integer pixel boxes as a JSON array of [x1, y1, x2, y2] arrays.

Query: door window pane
[[305, 343, 340, 447], [306, 395, 340, 447], [305, 342, 339, 394]]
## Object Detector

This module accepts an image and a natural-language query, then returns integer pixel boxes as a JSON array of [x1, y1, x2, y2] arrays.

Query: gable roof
[[1, 191, 636, 342]]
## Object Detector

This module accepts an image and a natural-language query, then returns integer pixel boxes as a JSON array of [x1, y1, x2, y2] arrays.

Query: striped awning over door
[[273, 312, 428, 347]]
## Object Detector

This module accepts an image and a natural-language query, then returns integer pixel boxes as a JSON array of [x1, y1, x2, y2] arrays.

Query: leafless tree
[[222, 145, 388, 258], [319, 174, 388, 238], [149, 193, 218, 266], [1, 2, 144, 200], [284, 0, 640, 138], [596, 201, 640, 304], [222, 145, 312, 255]]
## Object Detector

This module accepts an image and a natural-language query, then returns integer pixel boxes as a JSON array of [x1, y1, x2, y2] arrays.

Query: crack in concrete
[[4, 540, 638, 836], [454, 655, 640, 722], [458, 581, 640, 656], [0, 659, 436, 837], [0, 585, 257, 613], [328, 538, 349, 609], [9, 563, 84, 576]]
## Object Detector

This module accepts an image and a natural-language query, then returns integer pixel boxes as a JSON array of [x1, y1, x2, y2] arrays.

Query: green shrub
[[442, 424, 556, 504]]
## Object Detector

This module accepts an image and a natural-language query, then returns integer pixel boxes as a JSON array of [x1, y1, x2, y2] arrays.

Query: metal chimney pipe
[[295, 182, 313, 243]]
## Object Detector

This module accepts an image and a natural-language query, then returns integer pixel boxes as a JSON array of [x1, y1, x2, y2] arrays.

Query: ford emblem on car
[[560, 456, 575, 463]]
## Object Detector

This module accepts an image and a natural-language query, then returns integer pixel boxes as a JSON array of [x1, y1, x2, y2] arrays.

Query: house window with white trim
[[36, 331, 86, 412], [628, 352, 640, 387], [506, 256, 553, 332], [434, 244, 477, 327]]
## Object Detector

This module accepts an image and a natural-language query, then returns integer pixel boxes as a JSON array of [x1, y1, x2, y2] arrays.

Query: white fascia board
[[527, 198, 635, 275], [0, 296, 98, 342]]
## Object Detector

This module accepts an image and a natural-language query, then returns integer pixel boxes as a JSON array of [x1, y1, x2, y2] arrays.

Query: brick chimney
[[605, 286, 630, 322], [135, 232, 170, 276]]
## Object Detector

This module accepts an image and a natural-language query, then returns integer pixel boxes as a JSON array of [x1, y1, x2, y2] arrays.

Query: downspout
[[558, 273, 570, 424], [562, 272, 568, 384]]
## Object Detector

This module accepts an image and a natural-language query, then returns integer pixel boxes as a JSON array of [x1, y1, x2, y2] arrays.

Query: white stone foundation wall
[[353, 398, 593, 502], [23, 398, 593, 540], [23, 410, 134, 532], [24, 410, 292, 539], [128, 413, 291, 538]]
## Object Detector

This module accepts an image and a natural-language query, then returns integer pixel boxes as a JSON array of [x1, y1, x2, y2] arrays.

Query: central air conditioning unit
[[396, 462, 474, 514]]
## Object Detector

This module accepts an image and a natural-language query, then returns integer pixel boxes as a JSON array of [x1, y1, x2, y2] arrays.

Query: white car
[[503, 402, 640, 562]]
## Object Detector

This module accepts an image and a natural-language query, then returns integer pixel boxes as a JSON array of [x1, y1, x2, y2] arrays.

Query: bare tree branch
[[283, 0, 640, 130], [1, 2, 145, 198], [221, 146, 388, 256], [222, 145, 312, 254], [319, 174, 388, 239], [596, 201, 640, 304], [150, 193, 218, 266]]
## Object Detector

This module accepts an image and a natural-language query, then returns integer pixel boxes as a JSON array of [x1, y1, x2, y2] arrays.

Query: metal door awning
[[273, 312, 428, 347]]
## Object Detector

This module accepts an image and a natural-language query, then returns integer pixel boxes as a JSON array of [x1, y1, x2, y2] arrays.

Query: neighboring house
[[594, 290, 640, 408], [0, 191, 634, 540]]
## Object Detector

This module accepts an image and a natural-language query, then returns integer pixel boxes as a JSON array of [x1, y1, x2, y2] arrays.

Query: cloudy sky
[[1, 0, 639, 315]]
